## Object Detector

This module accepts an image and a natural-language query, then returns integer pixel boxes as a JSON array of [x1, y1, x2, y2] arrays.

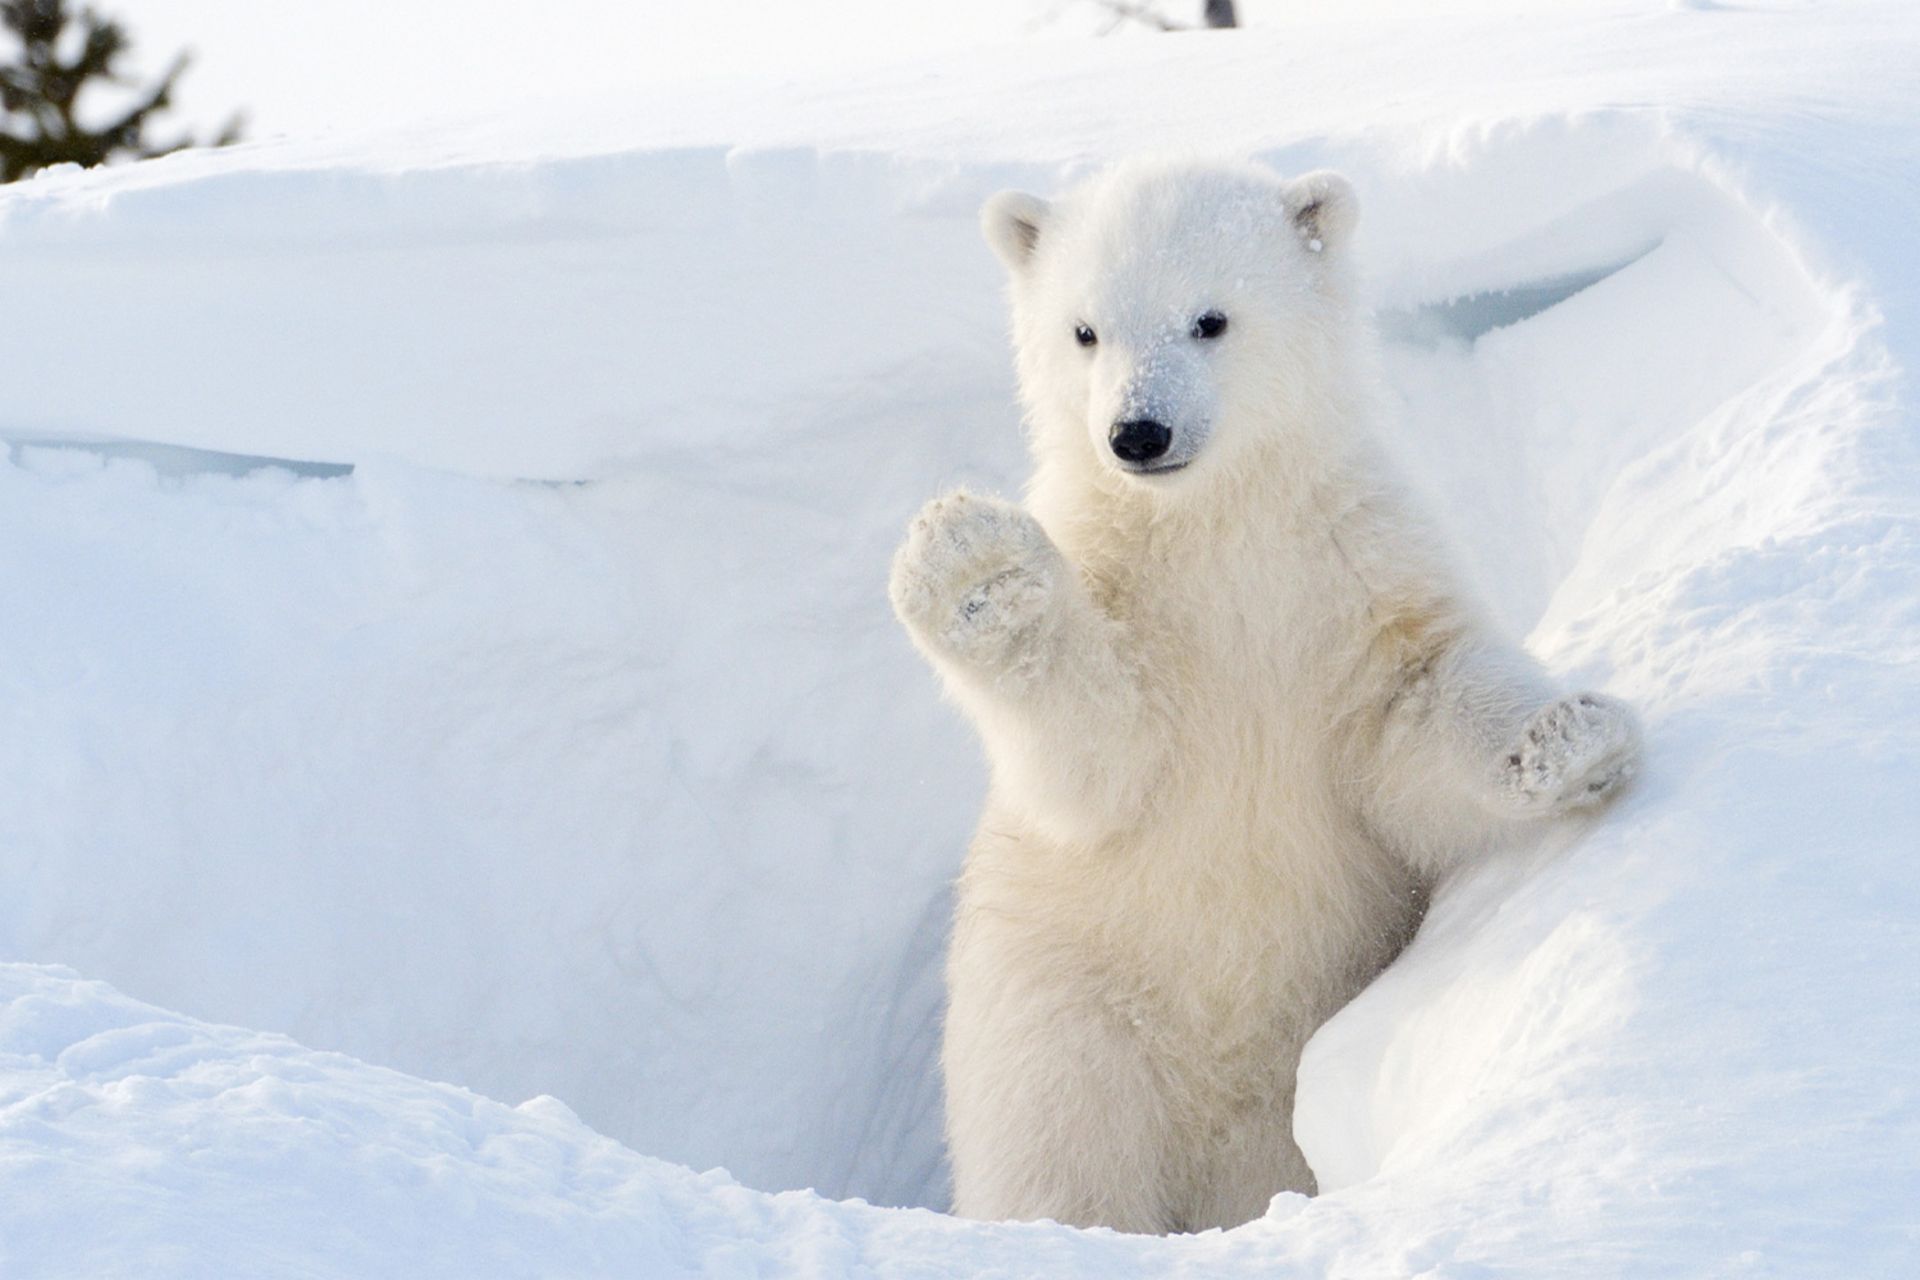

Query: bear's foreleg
[[1362, 639, 1641, 871], [890, 490, 1154, 833]]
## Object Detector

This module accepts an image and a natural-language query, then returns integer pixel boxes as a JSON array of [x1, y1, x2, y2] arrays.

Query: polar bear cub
[[889, 159, 1639, 1235]]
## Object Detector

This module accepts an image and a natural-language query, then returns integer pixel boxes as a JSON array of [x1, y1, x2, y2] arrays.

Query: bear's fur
[[888, 159, 1640, 1234]]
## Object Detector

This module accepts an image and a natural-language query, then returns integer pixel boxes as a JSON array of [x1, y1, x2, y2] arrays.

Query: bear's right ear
[[981, 191, 1052, 273]]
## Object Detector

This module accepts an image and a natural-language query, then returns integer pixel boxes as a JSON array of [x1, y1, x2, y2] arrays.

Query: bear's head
[[982, 159, 1361, 494]]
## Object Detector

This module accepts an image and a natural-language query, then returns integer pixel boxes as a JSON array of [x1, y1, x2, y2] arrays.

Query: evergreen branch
[[0, 0, 241, 181]]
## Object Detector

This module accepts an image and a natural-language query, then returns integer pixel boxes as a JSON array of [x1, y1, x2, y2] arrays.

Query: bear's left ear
[[1281, 170, 1359, 256], [981, 190, 1052, 274]]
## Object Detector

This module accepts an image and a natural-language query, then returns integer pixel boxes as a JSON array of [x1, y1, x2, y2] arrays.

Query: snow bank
[[3, 1, 1918, 1274], [0, 961, 1188, 1278]]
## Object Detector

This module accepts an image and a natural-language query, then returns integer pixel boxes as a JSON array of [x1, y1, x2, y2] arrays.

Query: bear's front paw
[[1498, 693, 1641, 816], [889, 491, 1062, 673]]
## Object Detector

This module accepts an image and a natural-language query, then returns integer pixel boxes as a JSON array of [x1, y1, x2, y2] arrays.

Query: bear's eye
[[1191, 311, 1228, 341], [1074, 323, 1098, 348]]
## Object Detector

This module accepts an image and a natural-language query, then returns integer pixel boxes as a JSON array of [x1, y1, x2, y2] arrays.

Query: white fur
[[891, 159, 1639, 1234]]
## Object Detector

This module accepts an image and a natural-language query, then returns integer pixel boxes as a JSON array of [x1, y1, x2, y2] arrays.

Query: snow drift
[[3, 1, 1918, 1274]]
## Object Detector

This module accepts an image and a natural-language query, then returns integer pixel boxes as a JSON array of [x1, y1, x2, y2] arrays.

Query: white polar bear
[[889, 159, 1639, 1234]]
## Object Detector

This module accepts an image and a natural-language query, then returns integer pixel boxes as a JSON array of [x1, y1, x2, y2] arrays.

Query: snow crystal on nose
[[1118, 330, 1206, 424]]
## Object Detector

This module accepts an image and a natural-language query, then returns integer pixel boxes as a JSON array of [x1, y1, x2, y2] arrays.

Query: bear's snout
[[1110, 418, 1173, 466]]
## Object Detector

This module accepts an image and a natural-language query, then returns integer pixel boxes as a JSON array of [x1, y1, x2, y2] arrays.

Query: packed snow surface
[[3, 1, 1919, 1274]]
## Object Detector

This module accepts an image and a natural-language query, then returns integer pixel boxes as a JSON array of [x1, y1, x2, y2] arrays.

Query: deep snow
[[3, 0, 1919, 1275]]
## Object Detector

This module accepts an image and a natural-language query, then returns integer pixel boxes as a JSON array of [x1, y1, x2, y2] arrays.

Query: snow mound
[[0, 960, 1147, 1278], [3, 3, 1918, 1274]]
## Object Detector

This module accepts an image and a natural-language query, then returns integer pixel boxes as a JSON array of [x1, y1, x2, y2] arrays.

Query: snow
[[3, 0, 1919, 1273]]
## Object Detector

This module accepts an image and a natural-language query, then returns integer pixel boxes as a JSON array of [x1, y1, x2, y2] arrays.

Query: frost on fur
[[891, 157, 1642, 1235]]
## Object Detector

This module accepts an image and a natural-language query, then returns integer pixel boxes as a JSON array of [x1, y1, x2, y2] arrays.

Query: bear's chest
[[1080, 854, 1398, 1107], [1114, 534, 1362, 685], [1119, 568, 1363, 806]]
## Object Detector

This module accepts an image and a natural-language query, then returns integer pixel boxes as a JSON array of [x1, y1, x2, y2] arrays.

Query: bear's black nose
[[1110, 419, 1172, 464]]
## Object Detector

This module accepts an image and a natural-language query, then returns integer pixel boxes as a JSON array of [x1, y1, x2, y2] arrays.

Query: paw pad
[[889, 491, 1060, 668], [1500, 692, 1642, 815]]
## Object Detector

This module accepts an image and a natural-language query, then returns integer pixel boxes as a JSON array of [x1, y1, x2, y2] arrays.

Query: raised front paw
[[1499, 693, 1642, 816], [889, 490, 1061, 672]]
